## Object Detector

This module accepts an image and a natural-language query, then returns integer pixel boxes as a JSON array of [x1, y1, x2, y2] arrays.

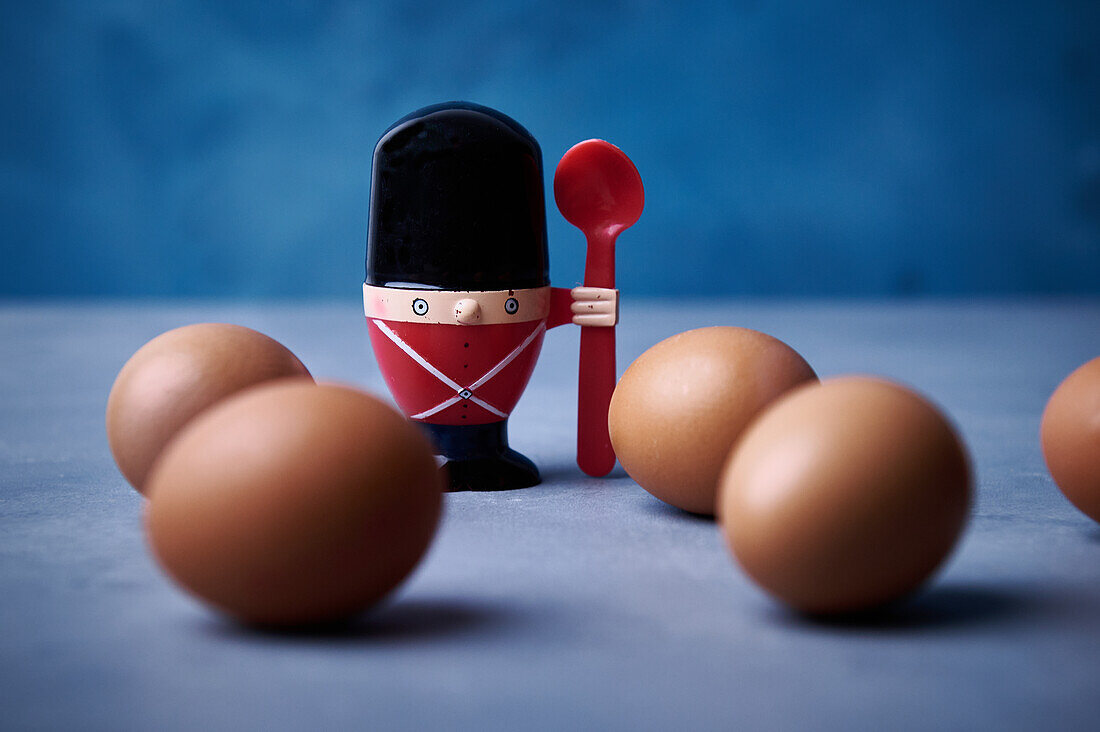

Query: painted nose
[[454, 298, 482, 325]]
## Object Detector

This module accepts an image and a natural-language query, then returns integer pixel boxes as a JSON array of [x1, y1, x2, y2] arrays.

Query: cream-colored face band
[[363, 283, 551, 325]]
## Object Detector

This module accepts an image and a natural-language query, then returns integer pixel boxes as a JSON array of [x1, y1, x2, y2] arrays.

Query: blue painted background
[[2, 1, 1098, 298]]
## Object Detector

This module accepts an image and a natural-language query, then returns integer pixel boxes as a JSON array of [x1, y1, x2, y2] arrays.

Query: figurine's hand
[[571, 287, 618, 327]]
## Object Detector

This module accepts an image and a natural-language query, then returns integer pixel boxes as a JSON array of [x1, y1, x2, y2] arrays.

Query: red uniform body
[[365, 287, 573, 426], [368, 319, 545, 425]]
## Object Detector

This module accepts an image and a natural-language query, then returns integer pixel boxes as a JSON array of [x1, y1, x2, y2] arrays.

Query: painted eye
[[412, 298, 429, 316], [504, 297, 519, 315]]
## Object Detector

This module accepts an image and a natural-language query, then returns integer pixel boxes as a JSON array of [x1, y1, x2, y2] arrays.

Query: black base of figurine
[[420, 421, 540, 492]]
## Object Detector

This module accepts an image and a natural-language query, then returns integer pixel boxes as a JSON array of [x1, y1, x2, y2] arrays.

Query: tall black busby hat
[[365, 102, 549, 291]]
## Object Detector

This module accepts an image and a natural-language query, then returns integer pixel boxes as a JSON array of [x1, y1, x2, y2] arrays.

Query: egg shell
[[609, 326, 816, 515], [1040, 356, 1100, 523], [719, 376, 971, 615], [107, 323, 312, 493], [144, 381, 443, 626]]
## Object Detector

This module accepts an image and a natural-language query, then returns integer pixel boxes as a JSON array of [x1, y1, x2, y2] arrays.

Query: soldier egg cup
[[364, 102, 615, 491]]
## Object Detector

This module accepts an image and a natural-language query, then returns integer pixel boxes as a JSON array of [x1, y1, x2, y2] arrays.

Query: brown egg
[[719, 377, 971, 614], [144, 381, 443, 626], [609, 326, 816, 515], [1041, 356, 1100, 523], [106, 323, 312, 493]]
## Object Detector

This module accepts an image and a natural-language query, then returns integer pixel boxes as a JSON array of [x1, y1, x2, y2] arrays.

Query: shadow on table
[[642, 496, 715, 524], [535, 461, 632, 484], [767, 584, 1034, 633], [196, 597, 520, 644]]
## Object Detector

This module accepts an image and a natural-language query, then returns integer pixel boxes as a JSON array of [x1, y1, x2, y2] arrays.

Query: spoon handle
[[577, 232, 616, 477], [578, 327, 616, 476]]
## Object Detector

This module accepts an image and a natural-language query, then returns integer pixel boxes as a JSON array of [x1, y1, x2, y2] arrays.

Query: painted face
[[363, 284, 551, 425], [363, 285, 550, 326]]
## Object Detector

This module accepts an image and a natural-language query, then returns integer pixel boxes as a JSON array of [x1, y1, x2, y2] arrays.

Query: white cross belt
[[371, 319, 546, 421]]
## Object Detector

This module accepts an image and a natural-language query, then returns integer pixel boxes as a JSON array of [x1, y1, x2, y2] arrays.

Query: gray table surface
[[2, 299, 1099, 731]]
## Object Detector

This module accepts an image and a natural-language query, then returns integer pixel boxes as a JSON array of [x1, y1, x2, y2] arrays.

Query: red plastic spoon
[[554, 140, 644, 477]]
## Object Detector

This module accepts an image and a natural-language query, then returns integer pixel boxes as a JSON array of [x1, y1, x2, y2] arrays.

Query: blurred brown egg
[[1041, 356, 1100, 523], [719, 377, 971, 615], [106, 323, 312, 493], [144, 381, 443, 626], [609, 326, 816, 515]]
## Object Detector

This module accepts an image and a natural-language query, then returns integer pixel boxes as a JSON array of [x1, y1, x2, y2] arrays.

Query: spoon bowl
[[554, 141, 644, 239]]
